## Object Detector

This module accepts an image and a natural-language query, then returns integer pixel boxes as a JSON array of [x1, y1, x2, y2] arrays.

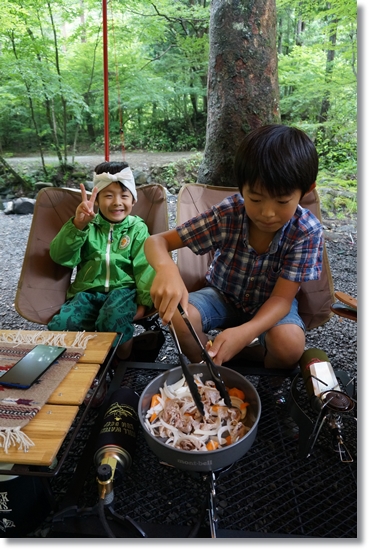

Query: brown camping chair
[[176, 183, 335, 374], [15, 183, 169, 326]]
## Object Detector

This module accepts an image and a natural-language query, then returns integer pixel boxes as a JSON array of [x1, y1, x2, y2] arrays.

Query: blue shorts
[[188, 286, 305, 348]]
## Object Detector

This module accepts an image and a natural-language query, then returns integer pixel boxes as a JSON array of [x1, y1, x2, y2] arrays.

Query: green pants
[[48, 288, 138, 344]]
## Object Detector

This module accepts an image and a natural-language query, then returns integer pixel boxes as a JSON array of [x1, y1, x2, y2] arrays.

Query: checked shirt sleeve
[[279, 215, 324, 283]]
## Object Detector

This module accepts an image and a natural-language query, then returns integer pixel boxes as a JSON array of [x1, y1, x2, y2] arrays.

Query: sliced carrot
[[206, 440, 219, 451], [225, 435, 232, 446], [150, 393, 161, 408], [240, 402, 250, 409], [149, 393, 161, 422], [228, 387, 246, 400]]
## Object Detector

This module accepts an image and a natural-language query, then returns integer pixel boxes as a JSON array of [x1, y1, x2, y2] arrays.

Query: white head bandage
[[93, 167, 137, 201]]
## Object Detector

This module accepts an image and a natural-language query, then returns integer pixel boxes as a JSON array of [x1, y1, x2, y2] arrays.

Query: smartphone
[[0, 344, 66, 389]]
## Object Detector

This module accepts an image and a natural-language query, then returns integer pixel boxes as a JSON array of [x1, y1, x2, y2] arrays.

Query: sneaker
[[108, 330, 165, 370], [131, 330, 165, 362]]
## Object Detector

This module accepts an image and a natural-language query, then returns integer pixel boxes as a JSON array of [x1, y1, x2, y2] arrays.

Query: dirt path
[[7, 151, 201, 171]]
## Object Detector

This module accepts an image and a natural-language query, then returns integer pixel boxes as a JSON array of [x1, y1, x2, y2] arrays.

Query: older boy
[[48, 161, 155, 360], [144, 125, 323, 369]]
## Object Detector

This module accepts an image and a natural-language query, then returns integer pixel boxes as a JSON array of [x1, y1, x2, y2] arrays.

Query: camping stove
[[287, 349, 356, 463]]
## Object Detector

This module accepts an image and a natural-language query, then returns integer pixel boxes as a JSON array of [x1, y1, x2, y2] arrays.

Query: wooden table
[[0, 331, 116, 470]]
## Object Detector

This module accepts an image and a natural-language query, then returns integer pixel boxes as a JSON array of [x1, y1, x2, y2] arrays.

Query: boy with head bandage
[[48, 161, 155, 362]]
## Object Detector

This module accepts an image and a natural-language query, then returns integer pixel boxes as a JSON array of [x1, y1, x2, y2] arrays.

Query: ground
[[7, 151, 200, 172]]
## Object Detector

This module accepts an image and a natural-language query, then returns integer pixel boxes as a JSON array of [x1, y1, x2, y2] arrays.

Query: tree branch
[[139, 44, 175, 72], [0, 155, 29, 187]]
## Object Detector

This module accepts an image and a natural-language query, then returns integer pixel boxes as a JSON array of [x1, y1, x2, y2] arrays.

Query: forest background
[[0, 0, 358, 218]]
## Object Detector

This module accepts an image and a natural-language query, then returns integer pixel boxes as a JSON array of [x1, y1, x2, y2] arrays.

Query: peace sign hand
[[73, 184, 98, 230]]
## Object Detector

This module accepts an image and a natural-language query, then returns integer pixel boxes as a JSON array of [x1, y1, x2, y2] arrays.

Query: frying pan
[[138, 364, 261, 472]]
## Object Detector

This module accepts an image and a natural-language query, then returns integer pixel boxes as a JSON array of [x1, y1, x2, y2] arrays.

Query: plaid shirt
[[176, 193, 323, 315]]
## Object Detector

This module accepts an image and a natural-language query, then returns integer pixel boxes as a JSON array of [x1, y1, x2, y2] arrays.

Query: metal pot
[[138, 364, 261, 472]]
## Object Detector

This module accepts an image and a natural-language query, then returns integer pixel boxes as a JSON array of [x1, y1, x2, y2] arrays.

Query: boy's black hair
[[234, 124, 318, 197], [94, 161, 129, 175]]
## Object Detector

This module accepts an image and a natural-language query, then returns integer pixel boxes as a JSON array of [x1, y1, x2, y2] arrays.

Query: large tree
[[198, 0, 280, 187]]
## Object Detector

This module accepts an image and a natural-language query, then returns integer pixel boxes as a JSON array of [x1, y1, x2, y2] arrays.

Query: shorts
[[188, 286, 305, 348]]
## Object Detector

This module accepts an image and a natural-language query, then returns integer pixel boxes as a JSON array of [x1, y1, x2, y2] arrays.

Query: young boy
[[48, 161, 156, 361], [144, 125, 323, 369]]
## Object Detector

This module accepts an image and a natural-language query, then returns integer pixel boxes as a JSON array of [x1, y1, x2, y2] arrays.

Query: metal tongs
[[168, 304, 232, 416]]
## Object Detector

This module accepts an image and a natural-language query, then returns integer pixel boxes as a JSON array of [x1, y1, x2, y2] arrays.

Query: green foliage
[[0, 0, 209, 156], [150, 153, 203, 187], [317, 169, 357, 218], [10, 162, 90, 191], [316, 129, 357, 175], [277, 0, 357, 186], [0, 0, 357, 199], [123, 115, 206, 151]]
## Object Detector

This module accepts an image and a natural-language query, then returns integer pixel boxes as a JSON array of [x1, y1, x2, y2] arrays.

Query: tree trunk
[[198, 0, 280, 187], [47, 1, 68, 165], [318, 16, 337, 125], [10, 31, 48, 177]]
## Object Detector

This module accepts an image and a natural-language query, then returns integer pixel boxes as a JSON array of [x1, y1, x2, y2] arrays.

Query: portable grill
[[45, 361, 356, 539]]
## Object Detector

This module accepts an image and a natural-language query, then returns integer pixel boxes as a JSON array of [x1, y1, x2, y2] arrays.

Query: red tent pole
[[102, 0, 109, 161]]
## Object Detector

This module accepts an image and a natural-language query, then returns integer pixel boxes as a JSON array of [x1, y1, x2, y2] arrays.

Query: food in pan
[[144, 373, 252, 451]]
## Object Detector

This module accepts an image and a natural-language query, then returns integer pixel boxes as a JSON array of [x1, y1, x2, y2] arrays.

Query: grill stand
[[208, 471, 218, 537], [287, 369, 356, 461]]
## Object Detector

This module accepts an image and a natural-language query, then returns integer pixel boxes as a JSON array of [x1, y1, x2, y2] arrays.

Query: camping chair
[[14, 183, 169, 329], [176, 183, 336, 376], [330, 291, 357, 322]]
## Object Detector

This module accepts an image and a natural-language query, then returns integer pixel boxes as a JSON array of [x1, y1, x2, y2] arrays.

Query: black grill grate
[[48, 366, 357, 538]]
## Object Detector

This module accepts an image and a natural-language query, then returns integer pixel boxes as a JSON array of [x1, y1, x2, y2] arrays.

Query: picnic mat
[[0, 331, 96, 453]]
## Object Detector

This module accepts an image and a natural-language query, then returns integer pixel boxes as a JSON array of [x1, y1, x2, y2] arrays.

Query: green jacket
[[49, 212, 155, 306]]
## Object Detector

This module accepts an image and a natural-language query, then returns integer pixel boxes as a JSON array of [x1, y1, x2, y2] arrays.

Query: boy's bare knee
[[264, 324, 305, 368]]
